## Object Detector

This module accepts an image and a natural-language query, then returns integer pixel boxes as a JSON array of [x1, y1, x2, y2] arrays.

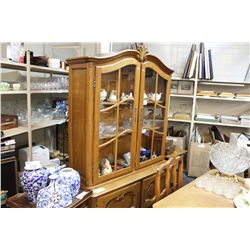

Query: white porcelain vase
[[58, 168, 80, 196]]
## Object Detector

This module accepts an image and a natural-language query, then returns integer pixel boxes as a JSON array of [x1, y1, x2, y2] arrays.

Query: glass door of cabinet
[[137, 63, 171, 169], [94, 60, 140, 184]]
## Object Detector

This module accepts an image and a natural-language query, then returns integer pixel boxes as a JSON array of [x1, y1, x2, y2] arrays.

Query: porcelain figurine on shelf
[[148, 92, 162, 101], [108, 90, 117, 102], [143, 92, 148, 105], [121, 92, 126, 100], [102, 158, 113, 175], [100, 89, 107, 101]]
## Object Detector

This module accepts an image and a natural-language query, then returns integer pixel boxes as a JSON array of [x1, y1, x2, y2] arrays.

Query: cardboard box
[[188, 142, 211, 177], [167, 135, 187, 150]]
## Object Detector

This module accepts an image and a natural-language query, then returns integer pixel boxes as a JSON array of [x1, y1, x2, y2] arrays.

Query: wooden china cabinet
[[67, 46, 173, 207]]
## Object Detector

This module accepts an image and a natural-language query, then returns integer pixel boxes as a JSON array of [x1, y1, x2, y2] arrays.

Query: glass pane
[[99, 140, 116, 176], [140, 68, 157, 162], [152, 134, 163, 159], [98, 65, 137, 176], [155, 75, 167, 133], [140, 68, 168, 163], [140, 128, 153, 162], [116, 65, 136, 170], [100, 71, 118, 107]]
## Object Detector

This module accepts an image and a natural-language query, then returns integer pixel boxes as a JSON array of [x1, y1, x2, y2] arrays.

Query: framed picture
[[170, 81, 178, 93], [177, 81, 193, 95]]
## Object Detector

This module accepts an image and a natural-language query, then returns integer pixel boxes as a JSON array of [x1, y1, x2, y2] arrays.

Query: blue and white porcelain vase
[[20, 161, 48, 204], [36, 174, 72, 208], [58, 168, 80, 196], [44, 161, 61, 176]]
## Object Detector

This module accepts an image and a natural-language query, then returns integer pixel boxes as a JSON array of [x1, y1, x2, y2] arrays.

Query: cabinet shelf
[[31, 90, 68, 94], [2, 126, 28, 138], [170, 94, 193, 98], [30, 65, 69, 75], [0, 90, 27, 95], [101, 98, 134, 106], [196, 96, 250, 102], [0, 59, 27, 71], [168, 118, 192, 123], [32, 119, 66, 131], [172, 77, 195, 82], [2, 119, 67, 138], [198, 79, 250, 86], [194, 120, 250, 128]]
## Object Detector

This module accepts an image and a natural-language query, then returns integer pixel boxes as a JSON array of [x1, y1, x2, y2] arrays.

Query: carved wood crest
[[136, 44, 148, 62]]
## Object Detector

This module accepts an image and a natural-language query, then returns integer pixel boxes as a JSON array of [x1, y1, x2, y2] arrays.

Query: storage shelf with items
[[1, 46, 69, 162], [67, 46, 173, 207]]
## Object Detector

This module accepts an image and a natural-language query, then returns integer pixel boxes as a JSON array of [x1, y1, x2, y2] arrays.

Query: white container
[[18, 145, 50, 171], [48, 58, 60, 69], [12, 83, 21, 90]]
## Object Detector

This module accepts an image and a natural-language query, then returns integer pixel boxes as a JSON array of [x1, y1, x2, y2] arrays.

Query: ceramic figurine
[[100, 89, 107, 101], [102, 158, 112, 175], [20, 161, 48, 204], [148, 92, 162, 101], [108, 90, 117, 102], [58, 168, 80, 197], [36, 174, 72, 208], [156, 93, 162, 101], [143, 92, 148, 105], [123, 152, 131, 165], [121, 92, 126, 100]]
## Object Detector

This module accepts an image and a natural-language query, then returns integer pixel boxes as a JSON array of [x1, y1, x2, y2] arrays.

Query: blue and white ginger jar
[[36, 174, 72, 208], [20, 161, 48, 204], [44, 161, 61, 176], [58, 168, 80, 196]]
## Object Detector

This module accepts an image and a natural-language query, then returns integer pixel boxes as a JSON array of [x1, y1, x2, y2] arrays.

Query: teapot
[[148, 92, 162, 101], [100, 89, 107, 101], [108, 90, 117, 102]]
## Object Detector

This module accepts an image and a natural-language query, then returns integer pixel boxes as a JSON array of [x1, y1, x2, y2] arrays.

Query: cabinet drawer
[[141, 173, 166, 208], [97, 182, 141, 208]]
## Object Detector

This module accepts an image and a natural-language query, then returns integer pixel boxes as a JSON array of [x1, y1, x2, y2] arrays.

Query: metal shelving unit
[[1, 50, 69, 160]]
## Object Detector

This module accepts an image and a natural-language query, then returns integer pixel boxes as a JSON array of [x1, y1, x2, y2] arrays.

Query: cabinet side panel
[[69, 67, 87, 184]]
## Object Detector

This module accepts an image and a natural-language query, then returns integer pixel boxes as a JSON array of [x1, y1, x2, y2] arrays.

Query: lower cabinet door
[[97, 182, 141, 208], [141, 173, 166, 208]]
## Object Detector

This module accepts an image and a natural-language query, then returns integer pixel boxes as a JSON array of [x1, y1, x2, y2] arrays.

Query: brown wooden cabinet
[[67, 46, 173, 207]]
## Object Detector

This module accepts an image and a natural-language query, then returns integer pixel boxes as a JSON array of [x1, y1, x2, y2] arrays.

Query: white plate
[[234, 194, 250, 208]]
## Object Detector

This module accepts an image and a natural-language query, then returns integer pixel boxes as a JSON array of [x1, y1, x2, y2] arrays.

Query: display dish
[[196, 142, 250, 199]]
